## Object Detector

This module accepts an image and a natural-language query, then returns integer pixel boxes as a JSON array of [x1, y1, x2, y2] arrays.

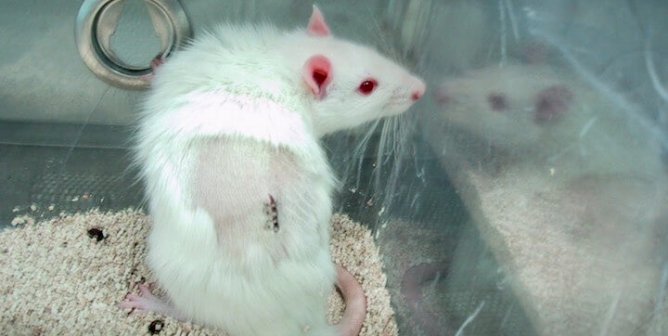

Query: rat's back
[[134, 13, 340, 336]]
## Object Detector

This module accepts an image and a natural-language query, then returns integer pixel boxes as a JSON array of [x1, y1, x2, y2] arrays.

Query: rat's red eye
[[357, 79, 378, 95]]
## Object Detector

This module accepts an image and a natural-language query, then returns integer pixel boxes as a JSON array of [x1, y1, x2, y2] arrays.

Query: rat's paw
[[120, 284, 187, 321], [120, 284, 168, 313]]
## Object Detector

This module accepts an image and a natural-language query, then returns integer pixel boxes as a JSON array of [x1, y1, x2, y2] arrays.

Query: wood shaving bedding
[[0, 209, 397, 336]]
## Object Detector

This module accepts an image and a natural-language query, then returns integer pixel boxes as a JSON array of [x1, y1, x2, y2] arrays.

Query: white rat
[[121, 6, 425, 336], [426, 64, 665, 181]]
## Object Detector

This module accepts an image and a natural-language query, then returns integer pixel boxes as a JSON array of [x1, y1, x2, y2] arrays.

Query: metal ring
[[75, 0, 192, 90]]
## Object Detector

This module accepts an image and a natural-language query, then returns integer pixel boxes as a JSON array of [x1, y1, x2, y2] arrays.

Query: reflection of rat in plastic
[[122, 6, 425, 336], [425, 64, 668, 336], [427, 64, 665, 180]]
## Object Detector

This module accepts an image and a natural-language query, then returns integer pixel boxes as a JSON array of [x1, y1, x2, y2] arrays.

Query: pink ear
[[307, 5, 331, 37], [302, 55, 332, 100]]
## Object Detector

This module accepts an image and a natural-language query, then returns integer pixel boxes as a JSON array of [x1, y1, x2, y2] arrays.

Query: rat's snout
[[411, 78, 427, 102]]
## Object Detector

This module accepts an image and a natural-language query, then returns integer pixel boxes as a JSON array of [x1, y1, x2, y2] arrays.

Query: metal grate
[[0, 140, 144, 229]]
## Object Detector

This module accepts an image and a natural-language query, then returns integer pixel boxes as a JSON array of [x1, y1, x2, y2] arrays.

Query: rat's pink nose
[[411, 79, 426, 101]]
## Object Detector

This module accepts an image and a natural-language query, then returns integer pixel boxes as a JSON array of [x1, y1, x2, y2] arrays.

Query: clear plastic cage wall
[[1, 0, 667, 335]]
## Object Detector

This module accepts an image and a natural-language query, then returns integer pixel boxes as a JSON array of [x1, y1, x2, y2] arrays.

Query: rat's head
[[292, 6, 426, 136], [433, 66, 574, 148]]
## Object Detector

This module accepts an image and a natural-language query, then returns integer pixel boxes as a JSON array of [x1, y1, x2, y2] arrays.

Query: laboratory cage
[[1, 0, 667, 335]]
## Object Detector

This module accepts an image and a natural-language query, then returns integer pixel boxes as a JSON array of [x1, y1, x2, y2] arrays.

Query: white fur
[[135, 15, 424, 336]]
